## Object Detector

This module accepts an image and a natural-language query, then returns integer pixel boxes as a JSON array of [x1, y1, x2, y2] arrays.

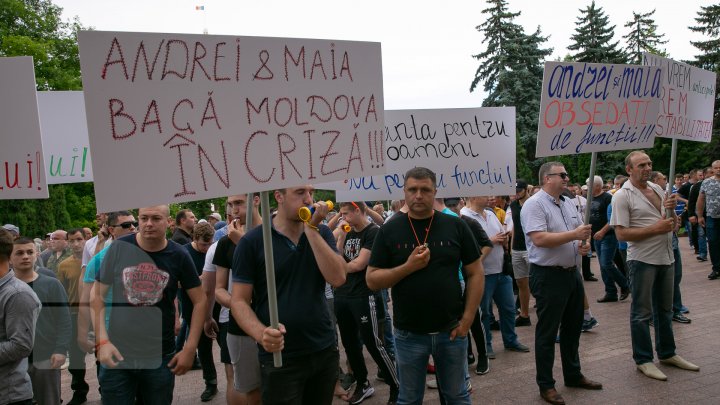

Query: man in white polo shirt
[[610, 150, 699, 381]]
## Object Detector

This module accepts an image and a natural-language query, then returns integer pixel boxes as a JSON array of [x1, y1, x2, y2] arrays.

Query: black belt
[[532, 264, 577, 272]]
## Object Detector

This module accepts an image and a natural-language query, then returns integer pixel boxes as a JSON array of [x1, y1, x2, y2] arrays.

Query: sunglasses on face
[[113, 221, 138, 229], [547, 172, 569, 180]]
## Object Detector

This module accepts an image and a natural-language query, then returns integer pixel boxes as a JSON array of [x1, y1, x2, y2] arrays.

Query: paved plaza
[[62, 237, 720, 404]]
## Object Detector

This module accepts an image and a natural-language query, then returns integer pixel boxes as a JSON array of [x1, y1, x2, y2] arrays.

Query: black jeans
[[335, 294, 399, 390], [259, 345, 339, 405], [530, 264, 584, 390], [69, 313, 89, 397]]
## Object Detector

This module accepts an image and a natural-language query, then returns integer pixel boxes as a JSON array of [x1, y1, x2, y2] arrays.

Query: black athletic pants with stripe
[[335, 293, 399, 391]]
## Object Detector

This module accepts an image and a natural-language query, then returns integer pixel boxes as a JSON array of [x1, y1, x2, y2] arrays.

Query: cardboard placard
[[78, 31, 384, 211], [322, 107, 516, 200], [536, 61, 662, 157], [37, 91, 94, 184], [0, 57, 48, 199], [643, 53, 716, 142]]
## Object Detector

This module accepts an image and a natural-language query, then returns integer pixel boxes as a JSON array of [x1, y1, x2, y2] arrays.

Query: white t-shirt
[[202, 241, 230, 323]]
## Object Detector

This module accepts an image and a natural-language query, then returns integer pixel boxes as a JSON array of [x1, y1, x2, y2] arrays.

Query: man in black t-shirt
[[232, 186, 348, 405], [333, 201, 399, 404], [93, 205, 207, 405], [509, 180, 533, 326], [589, 176, 629, 303], [367, 167, 483, 404]]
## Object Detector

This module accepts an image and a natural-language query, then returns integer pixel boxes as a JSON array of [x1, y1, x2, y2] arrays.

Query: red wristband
[[95, 339, 110, 351]]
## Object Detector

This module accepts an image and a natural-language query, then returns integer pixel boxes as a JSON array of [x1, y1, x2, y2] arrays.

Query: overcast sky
[[55, 0, 709, 110]]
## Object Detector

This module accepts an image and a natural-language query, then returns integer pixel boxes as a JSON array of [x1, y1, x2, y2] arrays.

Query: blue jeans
[[595, 233, 628, 298], [628, 260, 676, 365], [697, 224, 707, 259], [481, 274, 519, 350], [672, 235, 684, 314], [706, 217, 720, 272], [98, 353, 175, 405], [394, 329, 470, 405]]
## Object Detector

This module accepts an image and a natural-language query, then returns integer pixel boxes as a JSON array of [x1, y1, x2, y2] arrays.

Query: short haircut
[[67, 228, 84, 238], [614, 175, 628, 182], [675, 174, 684, 180], [624, 150, 647, 168], [14, 237, 35, 246], [404, 167, 436, 188], [193, 222, 215, 242], [176, 209, 192, 225], [0, 228, 13, 261], [538, 161, 563, 185], [706, 167, 714, 175], [108, 210, 133, 227], [650, 171, 664, 183], [340, 201, 366, 212]]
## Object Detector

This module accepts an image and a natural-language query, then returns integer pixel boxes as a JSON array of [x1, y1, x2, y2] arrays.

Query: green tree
[[568, 1, 627, 64], [623, 9, 668, 64], [470, 0, 552, 182]]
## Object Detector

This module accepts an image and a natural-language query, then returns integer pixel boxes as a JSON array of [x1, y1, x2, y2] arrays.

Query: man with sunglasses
[[521, 162, 602, 405], [77, 212, 137, 366]]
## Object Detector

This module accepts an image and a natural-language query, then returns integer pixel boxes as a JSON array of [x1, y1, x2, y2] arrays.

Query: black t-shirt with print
[[369, 211, 480, 334], [212, 235, 247, 336], [97, 234, 200, 364], [334, 223, 379, 299]]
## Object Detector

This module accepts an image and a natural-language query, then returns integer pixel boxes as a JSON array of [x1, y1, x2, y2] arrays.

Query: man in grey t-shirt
[[611, 150, 699, 381], [697, 160, 720, 279]]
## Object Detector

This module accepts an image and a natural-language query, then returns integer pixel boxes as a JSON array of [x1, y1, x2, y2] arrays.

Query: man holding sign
[[520, 162, 602, 405], [231, 186, 347, 405], [611, 151, 699, 381], [367, 167, 484, 404]]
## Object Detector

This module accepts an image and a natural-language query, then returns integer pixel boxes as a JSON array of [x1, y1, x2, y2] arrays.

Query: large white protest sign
[[0, 57, 48, 199], [323, 108, 516, 201], [536, 61, 662, 157], [37, 91, 94, 184], [78, 31, 384, 212], [643, 53, 716, 143]]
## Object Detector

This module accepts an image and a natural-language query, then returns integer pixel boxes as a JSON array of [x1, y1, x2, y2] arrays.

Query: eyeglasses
[[113, 221, 138, 229], [547, 172, 569, 180]]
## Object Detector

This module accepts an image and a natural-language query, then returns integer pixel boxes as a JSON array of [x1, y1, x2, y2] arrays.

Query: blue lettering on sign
[[348, 177, 380, 191], [575, 123, 656, 153], [451, 163, 512, 189]]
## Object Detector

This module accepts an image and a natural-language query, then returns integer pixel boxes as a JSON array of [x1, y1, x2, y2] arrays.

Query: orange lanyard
[[408, 212, 434, 247]]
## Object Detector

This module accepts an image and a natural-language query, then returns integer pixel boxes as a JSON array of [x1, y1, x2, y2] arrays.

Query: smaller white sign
[[0, 57, 48, 199], [323, 107, 516, 201], [643, 53, 716, 142], [37, 91, 94, 184], [536, 61, 662, 157]]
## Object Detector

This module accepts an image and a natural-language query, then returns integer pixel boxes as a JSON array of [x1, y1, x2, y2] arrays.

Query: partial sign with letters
[[37, 91, 94, 184], [536, 61, 662, 157], [643, 53, 716, 142], [78, 31, 384, 211], [323, 107, 516, 201], [0, 57, 48, 199]]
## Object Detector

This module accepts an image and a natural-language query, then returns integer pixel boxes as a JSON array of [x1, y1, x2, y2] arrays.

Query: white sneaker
[[61, 358, 70, 370], [637, 363, 667, 381], [660, 355, 700, 371]]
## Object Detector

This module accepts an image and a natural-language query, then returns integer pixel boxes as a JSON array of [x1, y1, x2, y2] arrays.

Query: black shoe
[[698, 256, 708, 262], [376, 368, 387, 382], [349, 380, 375, 404], [200, 385, 218, 402], [467, 353, 475, 365], [619, 289, 630, 301], [584, 276, 599, 282], [516, 315, 531, 326], [388, 387, 399, 405], [191, 355, 202, 370], [475, 355, 490, 375], [490, 320, 500, 330], [596, 295, 618, 303], [341, 373, 357, 391], [67, 395, 87, 405], [672, 313, 691, 324], [709, 271, 719, 280]]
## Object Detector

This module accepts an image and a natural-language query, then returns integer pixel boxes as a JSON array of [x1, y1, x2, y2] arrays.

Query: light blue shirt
[[84, 242, 113, 329], [521, 189, 582, 267]]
